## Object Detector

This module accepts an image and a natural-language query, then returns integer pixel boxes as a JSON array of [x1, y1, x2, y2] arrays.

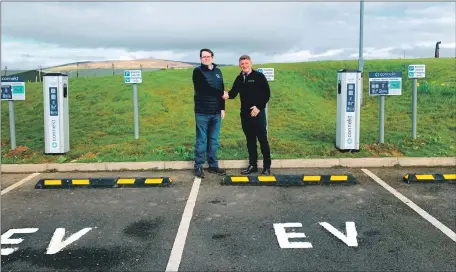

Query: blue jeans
[[194, 113, 221, 169]]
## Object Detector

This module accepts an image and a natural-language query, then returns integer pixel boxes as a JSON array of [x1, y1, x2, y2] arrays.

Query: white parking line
[[362, 168, 456, 243], [165, 176, 201, 272], [1, 172, 41, 195]]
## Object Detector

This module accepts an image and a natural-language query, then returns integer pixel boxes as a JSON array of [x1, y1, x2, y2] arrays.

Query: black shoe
[[241, 165, 258, 175], [195, 167, 205, 178], [208, 167, 226, 176], [261, 168, 271, 175]]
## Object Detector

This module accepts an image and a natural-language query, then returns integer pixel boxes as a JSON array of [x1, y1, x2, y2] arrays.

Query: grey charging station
[[43, 73, 70, 154], [336, 69, 362, 152]]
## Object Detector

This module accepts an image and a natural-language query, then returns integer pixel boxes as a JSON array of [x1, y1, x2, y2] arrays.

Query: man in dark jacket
[[225, 54, 272, 175], [192, 48, 228, 178]]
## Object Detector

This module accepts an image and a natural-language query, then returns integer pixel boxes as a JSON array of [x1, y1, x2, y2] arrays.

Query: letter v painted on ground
[[46, 228, 92, 254], [319, 222, 358, 247]]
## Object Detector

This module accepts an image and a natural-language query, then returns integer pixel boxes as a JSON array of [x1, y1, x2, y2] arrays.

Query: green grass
[[1, 58, 455, 164]]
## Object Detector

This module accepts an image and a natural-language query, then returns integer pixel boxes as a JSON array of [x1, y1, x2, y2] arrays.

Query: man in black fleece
[[226, 54, 272, 175], [192, 48, 228, 178]]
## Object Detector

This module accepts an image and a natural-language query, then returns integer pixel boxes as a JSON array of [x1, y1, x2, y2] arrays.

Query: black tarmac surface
[[1, 167, 455, 271]]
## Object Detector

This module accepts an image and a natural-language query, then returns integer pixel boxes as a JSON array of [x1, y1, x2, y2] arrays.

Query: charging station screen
[[49, 87, 59, 116], [346, 83, 355, 112]]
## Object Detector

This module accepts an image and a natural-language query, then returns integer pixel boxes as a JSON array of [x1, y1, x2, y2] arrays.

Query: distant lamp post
[[112, 63, 115, 75], [435, 41, 441, 58], [38, 65, 42, 82], [4, 66, 7, 76]]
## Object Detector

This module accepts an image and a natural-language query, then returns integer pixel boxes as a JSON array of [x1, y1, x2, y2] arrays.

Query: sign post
[[368, 71, 402, 143], [124, 70, 142, 139], [408, 64, 425, 139], [358, 0, 364, 107], [1, 76, 26, 150], [257, 68, 274, 132]]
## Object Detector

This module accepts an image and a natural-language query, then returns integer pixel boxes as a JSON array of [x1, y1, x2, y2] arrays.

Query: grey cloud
[[5, 2, 453, 54], [1, 2, 323, 55], [0, 2, 454, 68]]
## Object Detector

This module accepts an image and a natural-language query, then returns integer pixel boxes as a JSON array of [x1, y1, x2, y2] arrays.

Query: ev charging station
[[336, 69, 362, 151], [43, 73, 70, 154]]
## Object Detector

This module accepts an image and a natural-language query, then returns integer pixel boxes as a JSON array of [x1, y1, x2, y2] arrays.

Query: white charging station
[[336, 69, 362, 151], [43, 73, 70, 154]]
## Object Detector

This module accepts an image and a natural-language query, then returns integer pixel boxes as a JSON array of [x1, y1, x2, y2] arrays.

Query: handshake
[[222, 91, 229, 100]]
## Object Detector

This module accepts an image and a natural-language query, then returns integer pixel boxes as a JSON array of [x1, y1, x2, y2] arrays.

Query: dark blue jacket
[[192, 63, 225, 114]]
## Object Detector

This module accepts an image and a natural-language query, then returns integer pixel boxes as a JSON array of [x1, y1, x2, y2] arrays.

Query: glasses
[[201, 56, 212, 59]]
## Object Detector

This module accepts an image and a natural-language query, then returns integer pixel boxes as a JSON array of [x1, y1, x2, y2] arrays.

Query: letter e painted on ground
[[273, 223, 313, 249], [319, 221, 358, 247], [1, 228, 39, 255]]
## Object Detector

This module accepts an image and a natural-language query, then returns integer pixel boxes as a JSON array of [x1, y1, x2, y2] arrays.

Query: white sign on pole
[[1, 76, 26, 100], [408, 64, 426, 79], [124, 70, 142, 84], [257, 68, 274, 81]]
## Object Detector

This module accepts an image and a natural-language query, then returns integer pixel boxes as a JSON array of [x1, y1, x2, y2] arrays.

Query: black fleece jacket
[[228, 69, 270, 114], [192, 63, 225, 114]]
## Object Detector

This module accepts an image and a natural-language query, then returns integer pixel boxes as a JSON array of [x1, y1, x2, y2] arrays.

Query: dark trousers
[[240, 110, 271, 168]]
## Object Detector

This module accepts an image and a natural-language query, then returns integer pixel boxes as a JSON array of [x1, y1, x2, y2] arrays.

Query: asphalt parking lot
[[1, 166, 455, 272]]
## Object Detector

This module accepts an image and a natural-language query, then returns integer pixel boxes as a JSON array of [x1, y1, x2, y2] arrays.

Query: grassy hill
[[43, 58, 194, 72], [1, 58, 455, 164]]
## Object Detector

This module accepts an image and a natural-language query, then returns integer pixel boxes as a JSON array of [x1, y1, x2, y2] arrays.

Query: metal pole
[[379, 96, 384, 143], [358, 0, 364, 106], [133, 83, 139, 139], [8, 100, 16, 149], [412, 78, 417, 139]]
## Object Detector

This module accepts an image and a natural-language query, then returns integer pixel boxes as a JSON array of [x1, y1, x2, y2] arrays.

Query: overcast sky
[[1, 1, 455, 69]]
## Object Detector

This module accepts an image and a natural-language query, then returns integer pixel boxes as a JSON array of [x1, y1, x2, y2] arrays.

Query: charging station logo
[[375, 72, 398, 77], [347, 115, 353, 145], [51, 120, 58, 149]]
